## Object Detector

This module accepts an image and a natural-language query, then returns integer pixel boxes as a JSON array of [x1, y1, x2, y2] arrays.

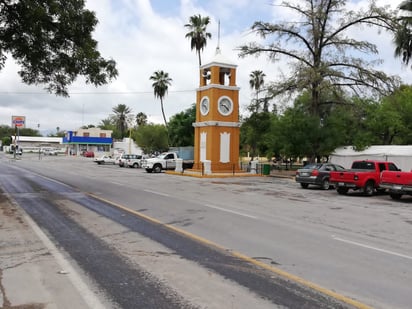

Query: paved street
[[1, 153, 412, 308]]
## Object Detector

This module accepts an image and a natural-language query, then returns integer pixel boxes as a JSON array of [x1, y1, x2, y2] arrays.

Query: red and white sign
[[12, 116, 26, 128]]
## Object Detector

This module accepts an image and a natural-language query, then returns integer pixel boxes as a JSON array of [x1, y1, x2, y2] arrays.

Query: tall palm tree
[[112, 104, 132, 138], [184, 14, 212, 66], [249, 70, 266, 112], [394, 1, 412, 66], [149, 70, 172, 129]]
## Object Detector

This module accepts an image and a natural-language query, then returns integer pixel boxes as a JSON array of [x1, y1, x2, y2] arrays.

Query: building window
[[100, 133, 106, 138], [83, 133, 89, 137]]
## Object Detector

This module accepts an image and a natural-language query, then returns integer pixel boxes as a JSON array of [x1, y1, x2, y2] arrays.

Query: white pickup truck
[[141, 152, 193, 173]]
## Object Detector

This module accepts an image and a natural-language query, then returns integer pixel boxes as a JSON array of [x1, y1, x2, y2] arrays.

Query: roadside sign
[[12, 116, 26, 128]]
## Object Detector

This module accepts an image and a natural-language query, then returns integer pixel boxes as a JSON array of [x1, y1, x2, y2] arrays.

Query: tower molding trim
[[192, 121, 241, 128], [197, 84, 240, 91]]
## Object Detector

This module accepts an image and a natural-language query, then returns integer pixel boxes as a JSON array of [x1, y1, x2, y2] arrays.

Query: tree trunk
[[198, 51, 202, 67], [160, 98, 169, 146]]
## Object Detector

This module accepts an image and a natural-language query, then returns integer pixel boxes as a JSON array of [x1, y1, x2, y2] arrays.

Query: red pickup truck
[[380, 170, 412, 200], [329, 160, 399, 196]]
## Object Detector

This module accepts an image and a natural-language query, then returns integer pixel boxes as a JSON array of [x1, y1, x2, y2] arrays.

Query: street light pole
[[129, 128, 132, 154], [38, 124, 41, 160]]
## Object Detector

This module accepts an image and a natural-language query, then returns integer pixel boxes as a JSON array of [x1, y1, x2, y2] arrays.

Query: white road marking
[[109, 181, 124, 186], [204, 204, 258, 219], [143, 189, 170, 197], [332, 235, 412, 261]]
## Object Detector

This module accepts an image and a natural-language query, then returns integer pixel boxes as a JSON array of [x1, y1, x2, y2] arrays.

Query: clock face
[[218, 97, 233, 116], [200, 96, 210, 115]]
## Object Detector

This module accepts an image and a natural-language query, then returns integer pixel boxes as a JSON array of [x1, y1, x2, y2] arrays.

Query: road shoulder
[[0, 190, 106, 309]]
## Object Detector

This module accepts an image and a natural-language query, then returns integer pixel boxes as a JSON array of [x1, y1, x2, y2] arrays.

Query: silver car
[[295, 163, 345, 190]]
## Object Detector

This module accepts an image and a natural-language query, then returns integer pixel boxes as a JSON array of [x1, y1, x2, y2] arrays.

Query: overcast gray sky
[[0, 0, 410, 135]]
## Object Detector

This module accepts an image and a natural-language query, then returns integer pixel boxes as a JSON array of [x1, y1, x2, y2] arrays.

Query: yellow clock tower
[[192, 47, 241, 174]]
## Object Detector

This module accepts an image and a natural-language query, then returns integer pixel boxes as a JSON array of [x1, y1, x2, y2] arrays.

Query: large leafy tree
[[149, 70, 172, 129], [0, 125, 41, 146], [320, 97, 374, 151], [239, 0, 400, 118], [184, 14, 212, 66], [240, 112, 273, 160], [365, 85, 412, 144], [8, 126, 42, 137], [276, 103, 321, 161], [134, 124, 168, 154], [168, 104, 195, 146], [112, 104, 132, 138], [0, 0, 118, 96]]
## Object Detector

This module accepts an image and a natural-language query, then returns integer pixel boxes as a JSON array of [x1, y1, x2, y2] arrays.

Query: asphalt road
[[1, 153, 412, 308]]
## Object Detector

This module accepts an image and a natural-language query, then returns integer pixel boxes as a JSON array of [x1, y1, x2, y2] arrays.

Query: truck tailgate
[[330, 171, 357, 183]]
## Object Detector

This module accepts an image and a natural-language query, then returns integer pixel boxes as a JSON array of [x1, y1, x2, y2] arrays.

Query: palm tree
[[150, 70, 172, 129], [249, 70, 266, 112], [99, 117, 113, 129], [394, 1, 412, 66], [112, 104, 132, 138], [136, 112, 148, 126], [184, 14, 212, 66]]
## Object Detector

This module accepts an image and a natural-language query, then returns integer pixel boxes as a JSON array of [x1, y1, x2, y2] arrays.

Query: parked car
[[93, 155, 116, 165], [43, 148, 58, 156], [118, 154, 139, 167], [126, 154, 143, 168], [83, 151, 94, 158], [295, 163, 345, 190]]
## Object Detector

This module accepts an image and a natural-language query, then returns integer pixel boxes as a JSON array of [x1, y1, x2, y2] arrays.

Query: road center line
[[143, 189, 170, 197], [204, 204, 258, 219], [332, 235, 412, 261]]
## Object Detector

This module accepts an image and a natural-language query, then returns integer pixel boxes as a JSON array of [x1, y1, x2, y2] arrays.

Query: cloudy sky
[[0, 0, 410, 135]]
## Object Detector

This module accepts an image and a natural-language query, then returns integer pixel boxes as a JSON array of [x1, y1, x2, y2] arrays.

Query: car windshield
[[335, 165, 345, 171], [156, 153, 167, 159], [303, 164, 321, 170]]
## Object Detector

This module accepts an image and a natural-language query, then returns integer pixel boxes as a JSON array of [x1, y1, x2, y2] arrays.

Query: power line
[[0, 89, 196, 95]]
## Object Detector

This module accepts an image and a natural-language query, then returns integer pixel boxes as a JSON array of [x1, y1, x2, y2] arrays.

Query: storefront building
[[63, 128, 113, 156]]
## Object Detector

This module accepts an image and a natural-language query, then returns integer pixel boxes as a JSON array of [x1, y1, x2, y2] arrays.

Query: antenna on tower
[[218, 20, 220, 48], [216, 20, 221, 54]]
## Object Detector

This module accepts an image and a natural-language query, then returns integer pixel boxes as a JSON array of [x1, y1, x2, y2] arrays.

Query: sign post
[[11, 116, 25, 158]]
